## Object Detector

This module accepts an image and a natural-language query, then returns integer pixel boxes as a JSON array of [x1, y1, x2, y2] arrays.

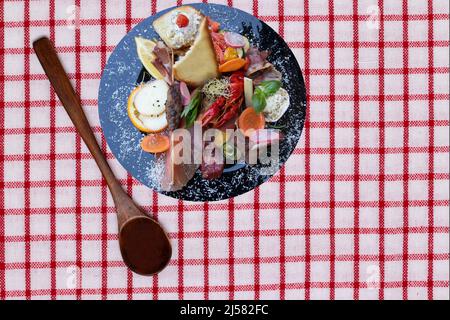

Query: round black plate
[[98, 3, 306, 202]]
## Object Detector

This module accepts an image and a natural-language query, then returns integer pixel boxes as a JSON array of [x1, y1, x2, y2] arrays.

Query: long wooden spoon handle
[[33, 37, 124, 197]]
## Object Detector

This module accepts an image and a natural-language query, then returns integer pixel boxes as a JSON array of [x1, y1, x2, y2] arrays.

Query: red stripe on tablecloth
[[0, 0, 5, 301], [427, 0, 435, 301], [278, 0, 286, 301], [23, 0, 31, 300], [100, 0, 109, 300], [49, 0, 57, 300], [228, 198, 235, 299], [126, 0, 134, 301], [401, 0, 410, 300], [150, 1, 158, 300], [303, 0, 311, 301], [74, 0, 82, 300], [1, 278, 448, 298], [378, 0, 386, 300], [328, 0, 336, 300], [203, 202, 209, 300], [253, 0, 259, 18], [152, 191, 159, 300], [253, 188, 260, 300], [2, 228, 449, 248], [1, 13, 448, 29], [352, 0, 360, 300], [177, 199, 184, 299]]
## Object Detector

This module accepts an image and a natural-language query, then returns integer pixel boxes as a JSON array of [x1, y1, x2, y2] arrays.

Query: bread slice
[[173, 18, 219, 87], [153, 6, 203, 50]]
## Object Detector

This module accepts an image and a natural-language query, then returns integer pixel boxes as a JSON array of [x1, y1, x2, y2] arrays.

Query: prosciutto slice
[[245, 47, 282, 85], [152, 41, 173, 84]]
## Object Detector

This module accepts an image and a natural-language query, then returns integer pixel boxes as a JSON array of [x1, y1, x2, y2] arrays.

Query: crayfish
[[201, 71, 244, 128]]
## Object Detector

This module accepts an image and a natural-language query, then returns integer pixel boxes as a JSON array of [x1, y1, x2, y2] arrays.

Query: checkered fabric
[[0, 0, 449, 300]]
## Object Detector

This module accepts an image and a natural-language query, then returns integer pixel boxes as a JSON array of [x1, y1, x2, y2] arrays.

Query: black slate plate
[[98, 3, 307, 202]]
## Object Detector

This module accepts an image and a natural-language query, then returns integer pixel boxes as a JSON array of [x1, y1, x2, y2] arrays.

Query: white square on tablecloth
[[259, 182, 280, 205], [4, 214, 25, 237], [334, 127, 354, 148], [183, 264, 205, 287], [259, 235, 280, 258], [234, 264, 255, 286], [56, 240, 77, 264], [5, 269, 26, 292], [384, 21, 403, 42], [434, 179, 450, 201], [81, 239, 102, 262], [334, 20, 353, 42], [81, 268, 102, 289], [384, 100, 403, 122], [30, 26, 50, 46], [409, 151, 428, 173], [335, 208, 354, 229], [259, 262, 280, 285], [335, 180, 354, 202], [359, 153, 379, 175], [335, 234, 353, 255], [30, 214, 51, 236], [309, 0, 329, 15], [285, 234, 305, 256], [409, 73, 429, 95], [4, 189, 25, 210], [359, 233, 379, 256], [259, 209, 280, 231], [208, 236, 229, 259], [359, 100, 379, 122], [107, 266, 127, 289], [310, 260, 330, 282], [334, 153, 353, 175], [385, 233, 403, 254], [360, 47, 379, 69], [359, 180, 379, 202], [56, 52, 76, 77], [435, 151, 450, 175], [81, 186, 103, 208], [208, 209, 228, 232], [434, 46, 450, 68], [408, 20, 429, 41], [335, 101, 355, 122], [55, 213, 76, 235], [81, 212, 102, 235], [310, 234, 330, 255], [285, 261, 305, 284], [208, 264, 229, 287], [384, 47, 403, 69], [310, 101, 330, 122], [156, 264, 179, 288], [4, 28, 25, 49], [285, 208, 305, 230], [384, 260, 402, 282], [183, 237, 204, 259], [310, 208, 330, 229], [359, 208, 379, 229], [80, 52, 102, 74], [408, 180, 429, 201], [409, 47, 429, 68], [359, 74, 378, 96], [433, 260, 450, 282], [310, 153, 330, 175], [408, 233, 428, 254], [384, 207, 403, 228], [106, 24, 127, 47], [30, 187, 51, 209], [385, 153, 403, 174], [284, 21, 304, 43], [358, 21, 379, 43], [409, 287, 428, 300], [4, 160, 25, 182], [335, 74, 355, 96], [3, 106, 25, 130], [385, 180, 404, 201], [29, 134, 51, 155], [434, 72, 450, 94], [310, 126, 330, 148], [106, 239, 122, 262], [5, 241, 25, 263], [309, 47, 330, 70], [335, 260, 353, 283], [54, 25, 76, 47], [30, 240, 51, 262], [408, 260, 428, 281], [360, 127, 380, 148], [4, 80, 25, 103], [30, 105, 51, 129], [310, 180, 330, 203], [334, 47, 354, 69], [31, 268, 51, 291], [234, 209, 254, 231], [408, 100, 429, 121], [55, 158, 77, 181], [310, 74, 330, 96]]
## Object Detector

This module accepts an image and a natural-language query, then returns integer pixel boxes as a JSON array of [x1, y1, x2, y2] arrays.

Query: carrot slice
[[238, 107, 266, 137], [218, 58, 246, 73], [141, 134, 170, 153]]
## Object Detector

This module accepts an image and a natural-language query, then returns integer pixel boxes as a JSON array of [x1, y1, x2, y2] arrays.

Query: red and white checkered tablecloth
[[0, 0, 449, 300]]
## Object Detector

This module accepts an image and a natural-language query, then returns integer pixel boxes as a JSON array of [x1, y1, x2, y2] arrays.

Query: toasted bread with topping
[[173, 18, 219, 87]]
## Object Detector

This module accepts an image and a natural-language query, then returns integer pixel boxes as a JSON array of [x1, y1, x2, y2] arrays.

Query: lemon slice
[[135, 37, 164, 80], [127, 85, 168, 133]]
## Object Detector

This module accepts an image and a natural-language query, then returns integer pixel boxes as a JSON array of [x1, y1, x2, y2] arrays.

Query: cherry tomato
[[223, 47, 238, 61], [176, 14, 189, 28]]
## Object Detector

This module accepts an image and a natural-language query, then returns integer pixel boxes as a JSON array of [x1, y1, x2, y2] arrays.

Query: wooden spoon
[[33, 37, 172, 276]]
